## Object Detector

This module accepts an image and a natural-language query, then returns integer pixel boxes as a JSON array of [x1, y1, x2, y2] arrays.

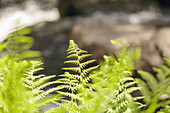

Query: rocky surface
[[71, 15, 155, 57], [140, 27, 170, 71], [69, 13, 170, 72], [1, 0, 170, 75], [29, 11, 170, 74], [155, 28, 170, 59]]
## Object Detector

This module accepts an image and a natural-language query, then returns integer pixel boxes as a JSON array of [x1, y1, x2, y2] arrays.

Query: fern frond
[[36, 94, 62, 108], [6, 26, 41, 61], [22, 60, 61, 110], [136, 78, 152, 104], [0, 59, 38, 113], [80, 60, 96, 68], [59, 73, 82, 80], [136, 57, 170, 112], [57, 91, 82, 100], [62, 67, 81, 73], [67, 54, 78, 58], [63, 39, 98, 82], [126, 87, 140, 94], [87, 39, 142, 113], [138, 70, 158, 92], [34, 87, 62, 101], [64, 60, 79, 65], [77, 50, 88, 54], [79, 54, 92, 61], [0, 24, 61, 113], [52, 40, 99, 112], [0, 42, 7, 53], [163, 57, 170, 66], [24, 75, 55, 89], [84, 65, 99, 74]]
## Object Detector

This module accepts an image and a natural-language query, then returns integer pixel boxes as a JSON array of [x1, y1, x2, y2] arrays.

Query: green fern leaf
[[136, 78, 152, 104], [137, 58, 170, 112], [6, 25, 41, 61], [138, 70, 158, 92], [53, 40, 99, 112], [163, 57, 170, 66]]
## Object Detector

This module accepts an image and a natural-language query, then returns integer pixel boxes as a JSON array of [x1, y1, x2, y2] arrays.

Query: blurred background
[[0, 0, 170, 76]]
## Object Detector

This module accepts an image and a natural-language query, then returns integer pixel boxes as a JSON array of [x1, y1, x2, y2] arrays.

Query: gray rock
[[141, 28, 170, 69], [71, 16, 155, 57], [70, 14, 170, 71], [155, 28, 170, 59]]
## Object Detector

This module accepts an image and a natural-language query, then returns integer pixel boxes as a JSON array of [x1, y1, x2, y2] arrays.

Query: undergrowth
[[0, 26, 169, 113]]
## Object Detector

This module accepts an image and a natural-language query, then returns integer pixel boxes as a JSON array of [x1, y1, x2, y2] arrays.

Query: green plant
[[46, 40, 142, 113], [0, 25, 169, 113], [0, 58, 34, 113], [6, 24, 41, 61], [0, 26, 58, 113], [136, 58, 170, 113], [87, 40, 142, 113], [47, 40, 99, 113]]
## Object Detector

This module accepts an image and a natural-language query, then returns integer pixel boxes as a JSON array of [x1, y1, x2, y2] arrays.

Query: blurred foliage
[[5, 22, 41, 61], [0, 23, 169, 112], [136, 57, 170, 113], [0, 25, 58, 113], [46, 39, 143, 113]]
